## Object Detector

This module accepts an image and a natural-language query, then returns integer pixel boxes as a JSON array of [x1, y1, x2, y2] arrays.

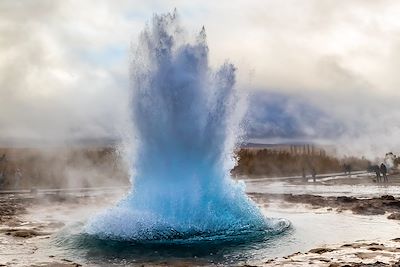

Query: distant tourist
[[302, 167, 306, 181], [0, 154, 5, 188], [343, 164, 352, 176], [311, 167, 317, 182], [373, 165, 381, 183], [14, 168, 22, 189], [380, 163, 388, 183]]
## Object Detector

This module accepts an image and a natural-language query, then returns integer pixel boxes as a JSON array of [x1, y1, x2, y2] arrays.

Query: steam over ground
[[1, 0, 400, 158]]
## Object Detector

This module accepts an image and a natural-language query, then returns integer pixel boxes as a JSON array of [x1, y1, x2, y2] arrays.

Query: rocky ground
[[244, 190, 400, 266], [250, 239, 400, 267], [1, 190, 400, 266], [0, 196, 27, 224], [249, 193, 400, 219], [0, 194, 90, 267]]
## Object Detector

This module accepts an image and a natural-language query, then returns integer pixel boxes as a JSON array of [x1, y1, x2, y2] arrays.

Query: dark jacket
[[380, 163, 387, 174]]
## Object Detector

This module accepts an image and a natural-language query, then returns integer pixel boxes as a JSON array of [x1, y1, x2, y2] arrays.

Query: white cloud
[[1, 0, 400, 156]]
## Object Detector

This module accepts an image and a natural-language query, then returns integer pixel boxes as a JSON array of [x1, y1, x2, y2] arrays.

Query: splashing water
[[85, 11, 288, 242]]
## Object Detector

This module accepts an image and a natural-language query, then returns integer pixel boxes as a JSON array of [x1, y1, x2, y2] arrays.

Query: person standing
[[380, 163, 388, 183], [14, 168, 22, 189], [374, 165, 381, 183], [0, 154, 6, 188], [311, 167, 317, 183]]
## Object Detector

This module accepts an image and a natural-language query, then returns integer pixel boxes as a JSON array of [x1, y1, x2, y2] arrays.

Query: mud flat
[[0, 192, 121, 267], [253, 239, 400, 267], [250, 193, 400, 219], [0, 196, 27, 224], [1, 186, 400, 266]]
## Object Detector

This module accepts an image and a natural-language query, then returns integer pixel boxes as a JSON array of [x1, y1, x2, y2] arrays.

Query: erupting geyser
[[86, 11, 288, 241]]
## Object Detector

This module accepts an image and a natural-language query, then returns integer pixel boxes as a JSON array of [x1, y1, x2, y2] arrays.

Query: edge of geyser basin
[[51, 218, 290, 265], [55, 217, 291, 252], [82, 213, 291, 243], [82, 181, 291, 242]]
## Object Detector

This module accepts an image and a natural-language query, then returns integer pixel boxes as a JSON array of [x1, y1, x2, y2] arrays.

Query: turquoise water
[[85, 11, 285, 242], [56, 219, 290, 265], [51, 196, 400, 265]]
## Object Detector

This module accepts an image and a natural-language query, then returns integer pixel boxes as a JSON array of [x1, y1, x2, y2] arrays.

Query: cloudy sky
[[1, 0, 400, 157]]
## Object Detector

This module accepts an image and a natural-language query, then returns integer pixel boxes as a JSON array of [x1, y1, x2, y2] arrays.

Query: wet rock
[[351, 204, 384, 215], [355, 252, 379, 259], [392, 260, 400, 267], [372, 264, 387, 267], [311, 257, 331, 263], [29, 263, 82, 267], [337, 196, 357, 203], [341, 244, 353, 247], [338, 261, 388, 267], [309, 248, 335, 254], [367, 245, 385, 251], [0, 197, 28, 223], [387, 213, 400, 220], [385, 201, 400, 209], [12, 230, 39, 238], [1, 228, 48, 238], [287, 252, 301, 257], [381, 195, 395, 200]]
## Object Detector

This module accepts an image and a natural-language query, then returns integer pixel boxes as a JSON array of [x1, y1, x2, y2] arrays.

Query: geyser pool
[[85, 11, 289, 242]]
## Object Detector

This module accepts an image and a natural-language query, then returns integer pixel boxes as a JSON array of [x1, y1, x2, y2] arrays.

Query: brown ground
[[232, 148, 371, 177], [0, 195, 28, 224], [0, 146, 377, 190], [260, 239, 400, 267], [0, 193, 102, 267], [249, 193, 400, 218], [0, 147, 129, 190]]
